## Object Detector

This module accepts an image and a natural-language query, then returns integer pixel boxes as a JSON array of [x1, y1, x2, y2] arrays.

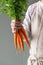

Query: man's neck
[[40, 0, 43, 3]]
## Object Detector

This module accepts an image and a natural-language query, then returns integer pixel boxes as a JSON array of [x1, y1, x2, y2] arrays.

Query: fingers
[[11, 20, 16, 33], [11, 20, 15, 28], [10, 20, 22, 33]]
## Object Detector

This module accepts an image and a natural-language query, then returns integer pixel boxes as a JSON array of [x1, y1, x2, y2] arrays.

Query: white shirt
[[23, 1, 43, 58]]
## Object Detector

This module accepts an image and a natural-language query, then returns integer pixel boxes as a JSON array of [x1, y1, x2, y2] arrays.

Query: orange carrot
[[17, 31, 21, 49], [14, 30, 17, 48], [19, 31, 24, 51], [21, 26, 30, 48], [14, 30, 18, 50]]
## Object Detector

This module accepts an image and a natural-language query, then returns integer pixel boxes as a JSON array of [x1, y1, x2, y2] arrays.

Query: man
[[11, 0, 43, 65]]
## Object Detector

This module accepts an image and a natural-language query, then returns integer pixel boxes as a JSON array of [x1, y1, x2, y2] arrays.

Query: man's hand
[[10, 19, 30, 52], [11, 20, 16, 33], [11, 20, 22, 33]]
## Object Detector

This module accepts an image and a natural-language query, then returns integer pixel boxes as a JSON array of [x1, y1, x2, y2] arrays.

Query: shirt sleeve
[[22, 5, 32, 40]]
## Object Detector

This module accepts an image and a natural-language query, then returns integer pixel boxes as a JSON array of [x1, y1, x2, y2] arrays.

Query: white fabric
[[23, 1, 43, 65]]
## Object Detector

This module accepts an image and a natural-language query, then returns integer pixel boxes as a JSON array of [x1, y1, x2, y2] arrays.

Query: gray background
[[0, 0, 38, 65]]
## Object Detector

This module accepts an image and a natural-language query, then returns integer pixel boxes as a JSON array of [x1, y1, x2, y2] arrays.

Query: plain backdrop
[[0, 0, 38, 65]]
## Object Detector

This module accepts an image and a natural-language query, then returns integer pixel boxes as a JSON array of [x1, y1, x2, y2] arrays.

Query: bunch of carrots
[[0, 0, 30, 52], [14, 21, 30, 52]]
